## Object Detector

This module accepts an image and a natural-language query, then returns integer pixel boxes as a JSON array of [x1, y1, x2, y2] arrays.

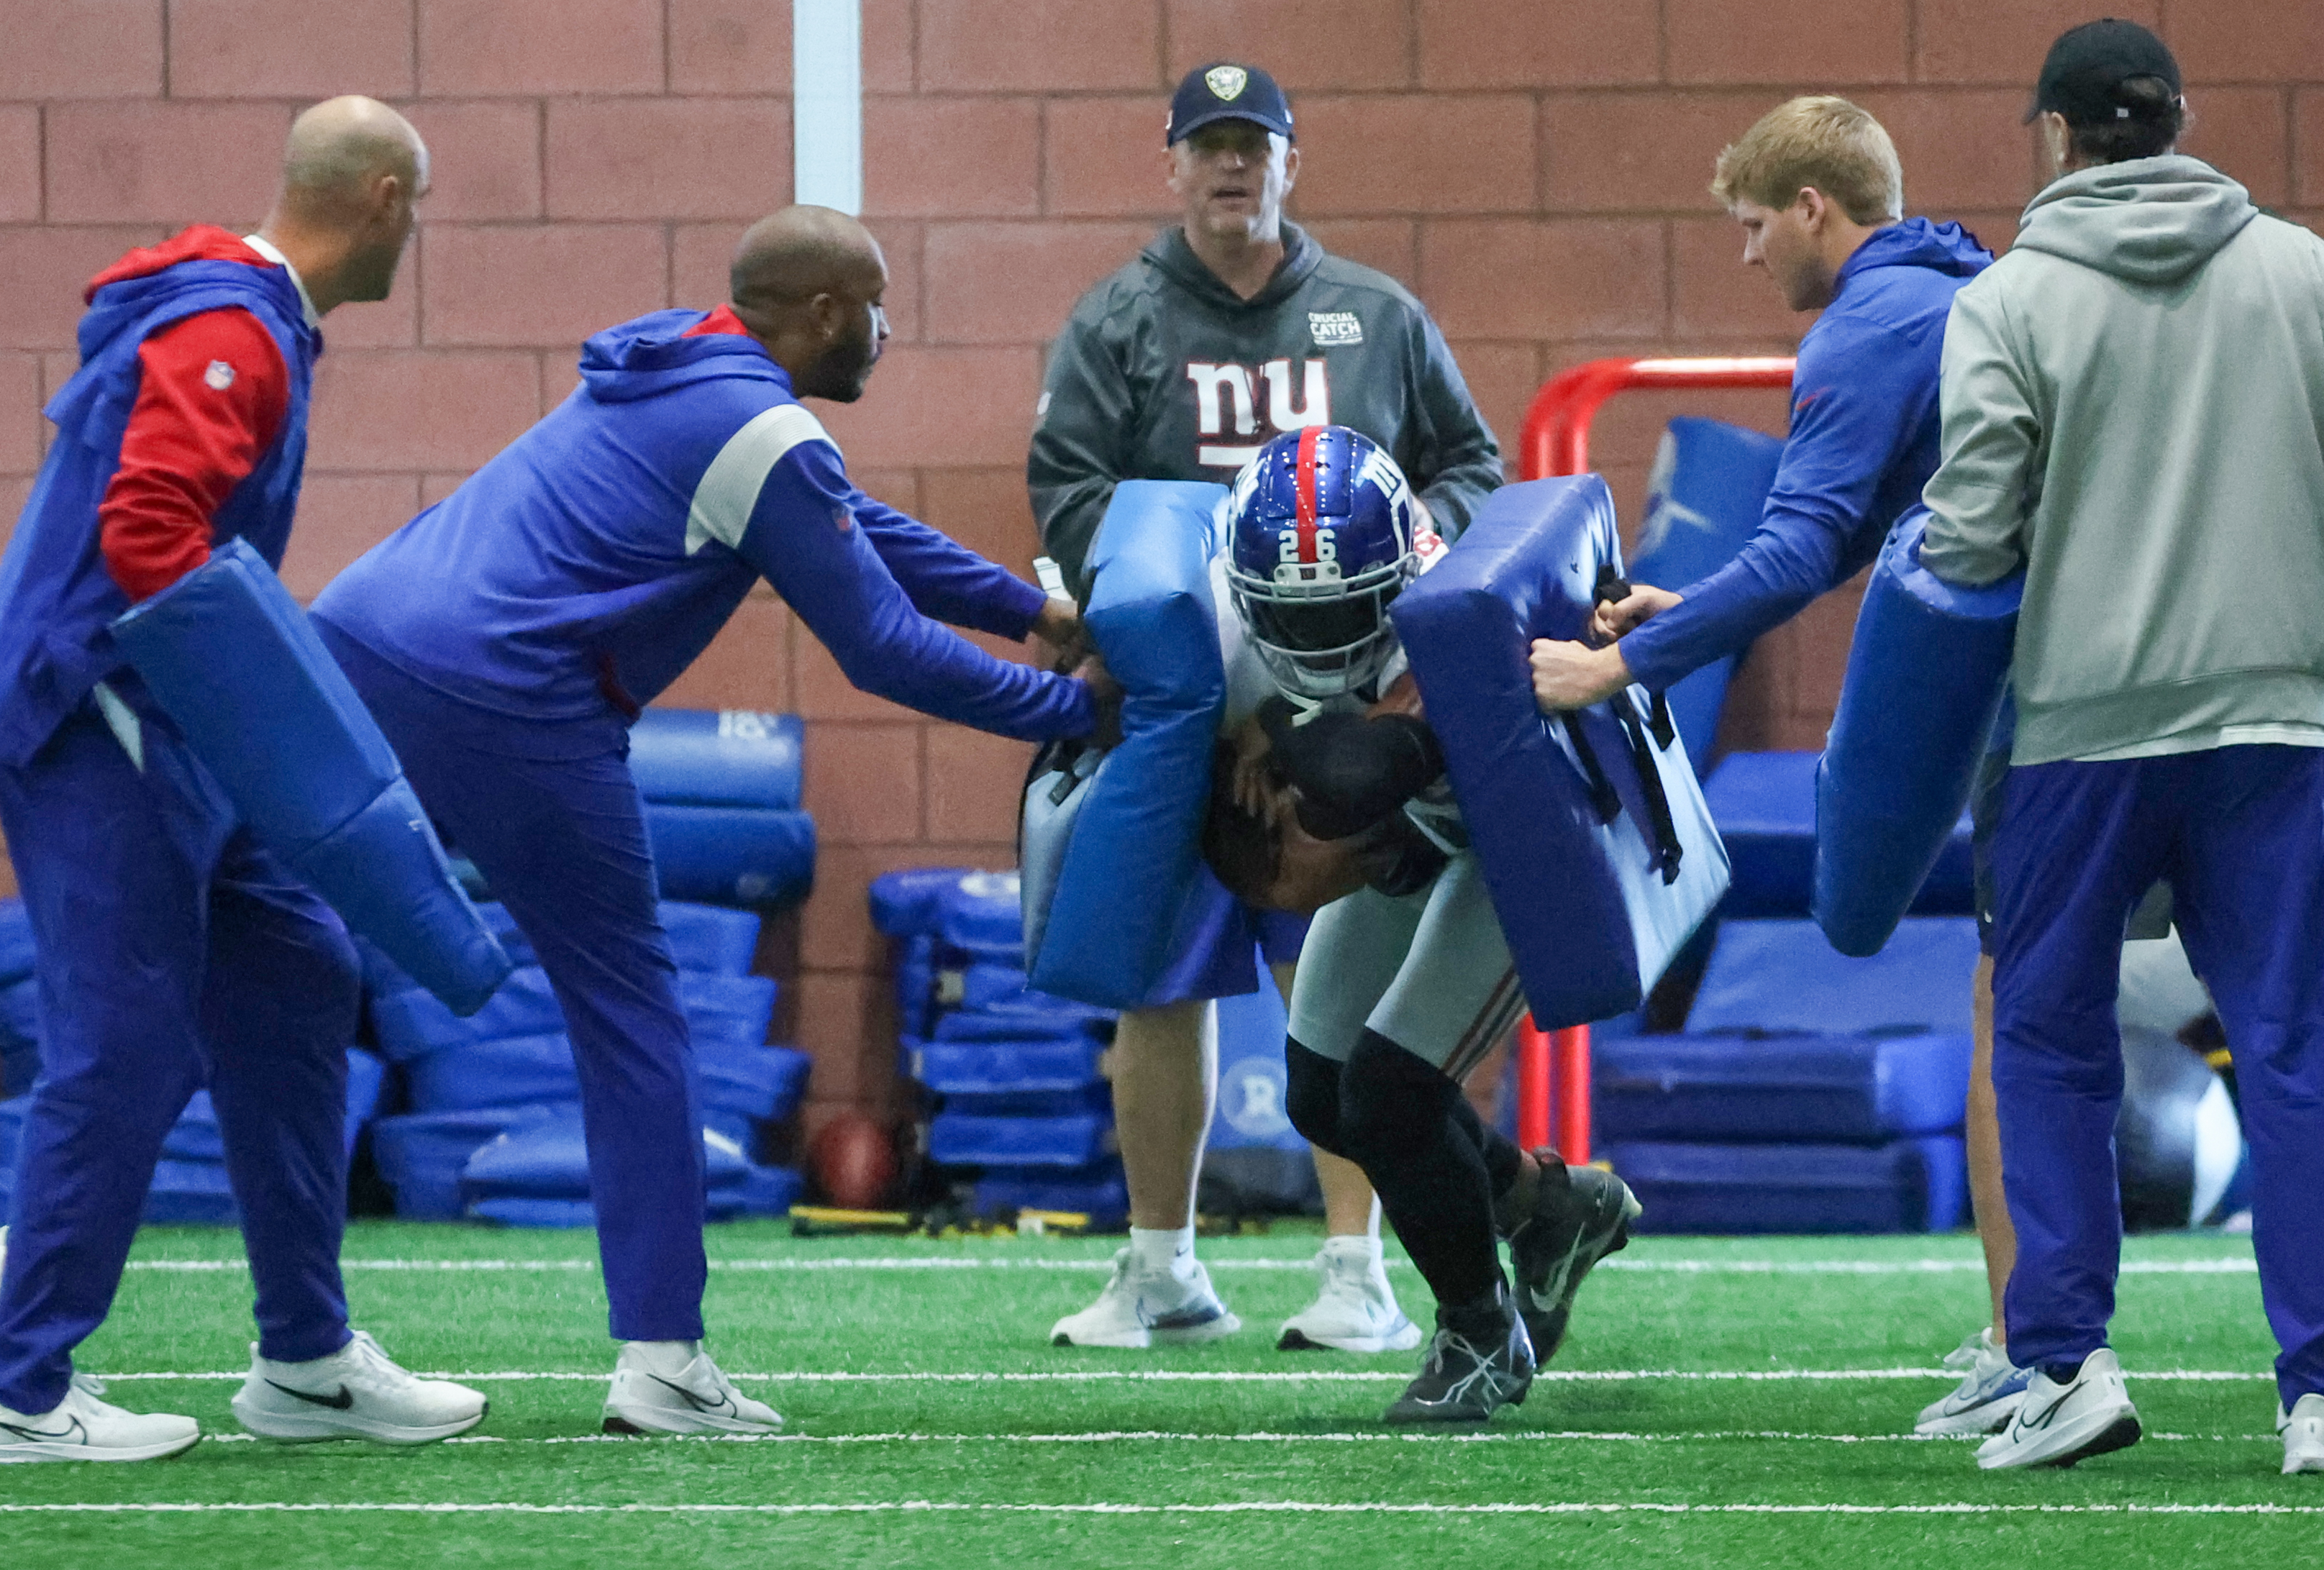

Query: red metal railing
[[1509, 355, 1796, 1159]]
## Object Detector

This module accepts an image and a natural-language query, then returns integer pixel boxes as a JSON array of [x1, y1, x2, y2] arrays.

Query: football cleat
[[2280, 1394, 2324, 1476], [0, 1374, 201, 1464], [1508, 1160, 1639, 1363], [1049, 1248, 1240, 1348], [1277, 1237, 1423, 1354], [232, 1330, 488, 1445], [1382, 1282, 1535, 1425], [1916, 1326, 2032, 1436], [602, 1343, 782, 1436], [1975, 1348, 2141, 1470]]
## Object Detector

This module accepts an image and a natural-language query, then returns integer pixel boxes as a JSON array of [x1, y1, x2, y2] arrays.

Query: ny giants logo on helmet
[[1224, 425, 1417, 700]]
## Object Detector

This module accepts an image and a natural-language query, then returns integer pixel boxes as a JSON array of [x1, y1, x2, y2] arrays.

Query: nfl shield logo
[[204, 360, 236, 391], [1205, 65, 1247, 101]]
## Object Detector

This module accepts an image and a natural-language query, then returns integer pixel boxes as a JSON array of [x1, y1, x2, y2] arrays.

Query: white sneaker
[[602, 1343, 782, 1436], [2279, 1393, 2324, 1475], [1277, 1238, 1423, 1353], [232, 1330, 487, 1445], [1975, 1347, 2141, 1470], [1049, 1247, 1240, 1348], [1915, 1327, 2032, 1436], [0, 1374, 201, 1463]]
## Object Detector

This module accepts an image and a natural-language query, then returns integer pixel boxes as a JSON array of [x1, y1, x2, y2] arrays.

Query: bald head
[[280, 96, 426, 222], [730, 206, 891, 403], [258, 96, 428, 315]]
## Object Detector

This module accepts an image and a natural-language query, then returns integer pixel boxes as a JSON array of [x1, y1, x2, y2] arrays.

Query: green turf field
[[1, 1222, 2310, 1568]]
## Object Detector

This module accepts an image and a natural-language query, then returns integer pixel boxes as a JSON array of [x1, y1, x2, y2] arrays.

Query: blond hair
[[1710, 96, 1903, 225]]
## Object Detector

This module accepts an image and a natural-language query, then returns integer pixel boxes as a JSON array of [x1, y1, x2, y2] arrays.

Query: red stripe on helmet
[[1294, 424, 1322, 565]]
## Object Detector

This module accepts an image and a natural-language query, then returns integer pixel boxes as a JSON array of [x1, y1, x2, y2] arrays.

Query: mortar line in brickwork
[[160, 0, 172, 99], [663, 0, 674, 95]]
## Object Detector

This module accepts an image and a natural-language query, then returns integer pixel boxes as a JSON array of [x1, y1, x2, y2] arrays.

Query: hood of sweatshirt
[[578, 308, 791, 403], [1143, 221, 1326, 312], [2012, 155, 2258, 286], [1835, 216, 1993, 289], [76, 224, 304, 365]]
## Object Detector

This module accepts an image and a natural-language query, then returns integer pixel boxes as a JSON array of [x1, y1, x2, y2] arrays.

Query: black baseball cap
[[2027, 18, 2182, 126], [1167, 62, 1293, 145]]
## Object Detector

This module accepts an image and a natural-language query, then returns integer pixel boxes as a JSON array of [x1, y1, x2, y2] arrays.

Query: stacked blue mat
[[874, 868, 1124, 1225], [1596, 898, 1980, 1233], [363, 899, 809, 1227], [1597, 752, 1979, 1234]]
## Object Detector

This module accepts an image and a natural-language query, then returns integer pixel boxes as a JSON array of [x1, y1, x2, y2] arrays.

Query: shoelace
[[68, 1372, 107, 1400], [1425, 1331, 1505, 1406], [1941, 1336, 1984, 1373]]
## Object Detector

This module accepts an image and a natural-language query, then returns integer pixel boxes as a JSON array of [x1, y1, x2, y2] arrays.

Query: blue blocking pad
[[929, 1111, 1113, 1168], [698, 1044, 811, 1129], [405, 1032, 580, 1113], [913, 1039, 1108, 1098], [111, 539, 511, 1013], [940, 871, 1029, 967], [1026, 480, 1230, 1009], [1628, 418, 1786, 756], [646, 805, 816, 906], [144, 1159, 238, 1226], [375, 968, 777, 1061], [628, 708, 803, 811], [371, 1105, 569, 1219], [870, 867, 975, 939], [975, 1162, 1129, 1226], [462, 1115, 750, 1201], [1815, 508, 2021, 956], [1393, 477, 1730, 1028], [1608, 1136, 1969, 1234], [660, 901, 762, 976], [1708, 752, 1972, 918], [1593, 1031, 1972, 1144], [1687, 918, 1979, 1036]]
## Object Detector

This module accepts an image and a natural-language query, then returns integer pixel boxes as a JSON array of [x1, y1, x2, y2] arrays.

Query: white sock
[[629, 1339, 703, 1377], [1129, 1226, 1195, 1279]]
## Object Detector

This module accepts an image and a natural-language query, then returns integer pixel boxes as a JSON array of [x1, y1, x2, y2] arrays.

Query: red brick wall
[[3, 1, 2318, 1131]]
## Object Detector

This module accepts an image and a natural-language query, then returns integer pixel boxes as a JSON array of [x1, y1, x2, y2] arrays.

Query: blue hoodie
[[312, 309, 1091, 743], [1618, 219, 1993, 694], [0, 229, 317, 767]]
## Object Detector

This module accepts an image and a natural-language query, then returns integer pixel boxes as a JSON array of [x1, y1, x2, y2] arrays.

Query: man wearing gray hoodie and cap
[[1918, 19, 2324, 1476]]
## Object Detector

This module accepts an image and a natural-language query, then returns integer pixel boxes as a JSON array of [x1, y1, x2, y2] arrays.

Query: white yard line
[[120, 1255, 2259, 1275], [2, 1501, 2318, 1516], [94, 1366, 2277, 1384], [190, 1428, 2262, 1448]]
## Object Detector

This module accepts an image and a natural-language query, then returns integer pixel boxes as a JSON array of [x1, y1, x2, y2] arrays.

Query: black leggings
[[1286, 1033, 1525, 1310]]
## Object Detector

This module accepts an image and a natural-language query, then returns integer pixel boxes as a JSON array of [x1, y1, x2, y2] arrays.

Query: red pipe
[[1510, 355, 1797, 1165]]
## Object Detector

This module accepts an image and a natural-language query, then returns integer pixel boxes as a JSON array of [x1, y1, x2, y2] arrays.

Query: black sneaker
[[1381, 1282, 1535, 1425], [1509, 1161, 1641, 1363]]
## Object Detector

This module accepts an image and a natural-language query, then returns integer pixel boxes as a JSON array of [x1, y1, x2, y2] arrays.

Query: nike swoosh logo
[[1, 1416, 88, 1444], [648, 1374, 734, 1415], [266, 1380, 355, 1411], [2018, 1384, 2077, 1431]]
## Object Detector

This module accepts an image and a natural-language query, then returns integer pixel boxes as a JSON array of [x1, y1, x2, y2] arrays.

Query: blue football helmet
[[1223, 425, 1420, 699]]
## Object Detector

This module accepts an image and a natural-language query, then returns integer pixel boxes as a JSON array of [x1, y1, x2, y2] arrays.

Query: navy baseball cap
[[2028, 18, 2182, 126], [1167, 62, 1293, 145]]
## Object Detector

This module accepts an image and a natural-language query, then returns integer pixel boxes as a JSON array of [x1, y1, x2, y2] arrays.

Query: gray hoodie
[[1920, 156, 2324, 765], [1029, 223, 1501, 597]]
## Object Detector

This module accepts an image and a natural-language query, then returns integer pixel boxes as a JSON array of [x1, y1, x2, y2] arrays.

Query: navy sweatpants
[[1987, 744, 2324, 1406], [0, 695, 357, 1415], [319, 627, 708, 1343]]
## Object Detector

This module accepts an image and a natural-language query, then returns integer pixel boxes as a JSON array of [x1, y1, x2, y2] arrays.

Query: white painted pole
[[793, 0, 864, 215]]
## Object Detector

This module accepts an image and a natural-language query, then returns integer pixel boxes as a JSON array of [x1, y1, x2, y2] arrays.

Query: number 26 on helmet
[[1222, 424, 1419, 700]]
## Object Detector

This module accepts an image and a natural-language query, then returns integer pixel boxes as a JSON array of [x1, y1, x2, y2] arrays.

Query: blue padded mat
[[371, 1105, 570, 1220], [975, 1161, 1129, 1225], [660, 901, 762, 976], [144, 1159, 237, 1226], [629, 708, 803, 811], [462, 1115, 749, 1200], [1686, 918, 1979, 1036], [646, 804, 816, 907], [939, 870, 1026, 966], [0, 900, 33, 989], [732, 1162, 806, 1218], [377, 969, 778, 1061], [1628, 418, 1787, 760], [1593, 1031, 1972, 1144], [913, 1039, 1108, 1097], [405, 1032, 579, 1113], [1608, 1136, 1969, 1234], [870, 867, 976, 939], [939, 1087, 1113, 1118], [680, 972, 778, 1048], [699, 1044, 812, 1128], [928, 1111, 1113, 1169], [1707, 751, 1972, 919]]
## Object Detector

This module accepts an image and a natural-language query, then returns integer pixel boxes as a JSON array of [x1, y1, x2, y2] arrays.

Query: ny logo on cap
[[1206, 65, 1247, 100]]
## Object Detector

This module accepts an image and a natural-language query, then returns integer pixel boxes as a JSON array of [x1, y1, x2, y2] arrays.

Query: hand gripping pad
[[1390, 477, 1730, 1028], [111, 539, 512, 1013], [1812, 508, 2021, 957], [1022, 480, 1229, 1007]]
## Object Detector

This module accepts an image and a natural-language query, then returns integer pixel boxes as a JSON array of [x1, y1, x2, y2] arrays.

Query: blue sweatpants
[[319, 626, 707, 1343], [0, 695, 357, 1415], [1987, 744, 2324, 1406]]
